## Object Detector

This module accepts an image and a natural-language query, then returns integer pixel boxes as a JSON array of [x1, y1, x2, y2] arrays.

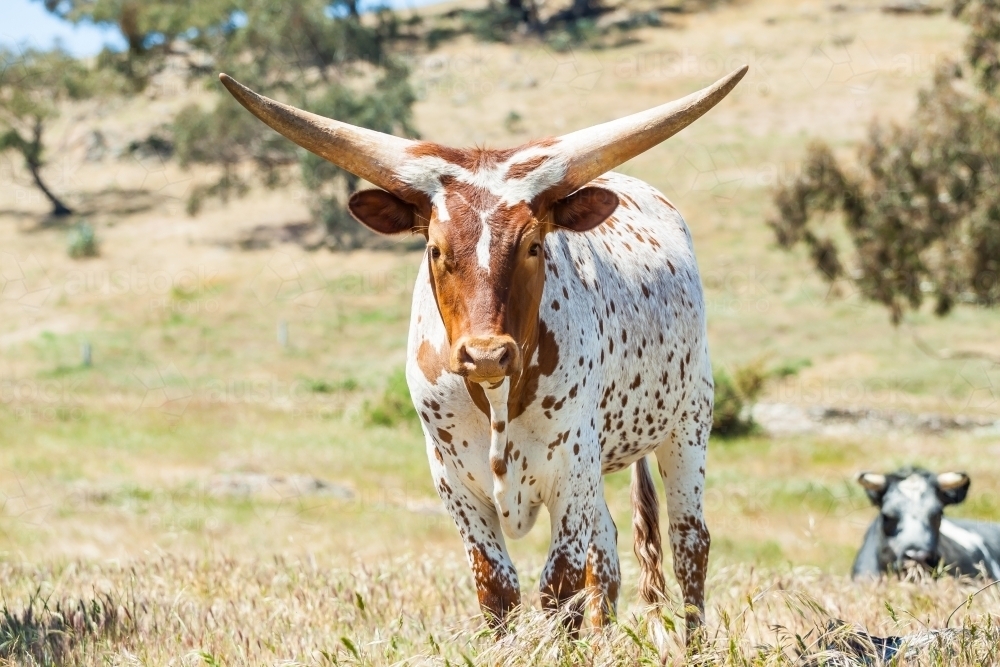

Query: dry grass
[[1, 556, 999, 665]]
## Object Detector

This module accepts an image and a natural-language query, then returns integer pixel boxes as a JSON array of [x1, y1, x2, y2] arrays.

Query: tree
[[33, 0, 417, 244], [173, 94, 296, 215], [298, 63, 417, 248], [0, 47, 106, 216], [36, 0, 238, 88], [174, 0, 418, 249], [769, 0, 1000, 326]]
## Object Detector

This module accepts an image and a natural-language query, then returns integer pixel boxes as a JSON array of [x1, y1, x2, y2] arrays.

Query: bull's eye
[[528, 242, 542, 257], [882, 513, 899, 536], [429, 246, 442, 260]]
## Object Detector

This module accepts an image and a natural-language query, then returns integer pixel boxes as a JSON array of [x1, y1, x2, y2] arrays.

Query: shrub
[[769, 0, 1000, 324], [365, 368, 418, 428], [712, 359, 768, 438], [67, 220, 99, 258], [307, 377, 358, 393]]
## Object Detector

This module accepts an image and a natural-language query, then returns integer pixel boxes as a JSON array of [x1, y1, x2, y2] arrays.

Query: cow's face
[[349, 147, 618, 385], [425, 192, 541, 385], [858, 468, 970, 573]]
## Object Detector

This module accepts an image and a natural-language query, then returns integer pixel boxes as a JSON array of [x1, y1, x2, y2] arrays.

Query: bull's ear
[[937, 472, 970, 505], [348, 189, 417, 236], [552, 187, 619, 232], [857, 472, 889, 506]]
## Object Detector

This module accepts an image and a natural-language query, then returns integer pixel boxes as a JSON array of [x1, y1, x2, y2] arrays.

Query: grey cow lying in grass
[[853, 466, 1000, 580]]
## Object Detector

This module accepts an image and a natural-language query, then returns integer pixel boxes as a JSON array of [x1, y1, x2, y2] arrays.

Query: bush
[[769, 0, 1000, 324], [174, 99, 290, 215], [67, 220, 99, 258], [712, 359, 768, 438], [299, 64, 418, 249], [307, 377, 358, 393], [364, 368, 418, 428]]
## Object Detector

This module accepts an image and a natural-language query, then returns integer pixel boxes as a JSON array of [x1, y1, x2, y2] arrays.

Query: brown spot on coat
[[417, 339, 447, 385]]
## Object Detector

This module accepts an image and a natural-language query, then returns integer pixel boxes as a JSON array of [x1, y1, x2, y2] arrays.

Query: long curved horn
[[552, 66, 748, 197], [218, 73, 415, 197]]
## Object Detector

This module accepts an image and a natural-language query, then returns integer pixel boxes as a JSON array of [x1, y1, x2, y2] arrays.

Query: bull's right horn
[[549, 66, 748, 200]]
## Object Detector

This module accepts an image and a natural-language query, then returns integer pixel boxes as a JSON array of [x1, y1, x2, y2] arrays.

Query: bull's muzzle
[[902, 549, 938, 569], [451, 335, 520, 384]]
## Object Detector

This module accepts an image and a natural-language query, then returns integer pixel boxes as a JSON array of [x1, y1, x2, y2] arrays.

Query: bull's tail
[[632, 455, 670, 661], [632, 455, 667, 607]]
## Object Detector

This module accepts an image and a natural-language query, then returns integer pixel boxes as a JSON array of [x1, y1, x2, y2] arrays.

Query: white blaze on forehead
[[398, 145, 567, 274], [476, 212, 492, 271], [432, 191, 450, 222], [899, 474, 931, 501]]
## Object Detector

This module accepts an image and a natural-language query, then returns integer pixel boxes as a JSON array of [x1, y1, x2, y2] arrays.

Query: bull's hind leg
[[654, 385, 712, 633], [584, 480, 621, 627]]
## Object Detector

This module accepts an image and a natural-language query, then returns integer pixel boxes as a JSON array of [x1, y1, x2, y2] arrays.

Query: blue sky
[[1, 0, 444, 57], [1, 0, 125, 56]]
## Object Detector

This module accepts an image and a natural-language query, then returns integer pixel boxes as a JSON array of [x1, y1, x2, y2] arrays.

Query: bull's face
[[423, 180, 617, 385], [426, 196, 541, 385], [858, 468, 970, 574], [353, 164, 618, 385]]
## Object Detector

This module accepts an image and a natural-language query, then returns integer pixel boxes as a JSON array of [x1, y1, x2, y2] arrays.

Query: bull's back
[[940, 518, 1000, 579]]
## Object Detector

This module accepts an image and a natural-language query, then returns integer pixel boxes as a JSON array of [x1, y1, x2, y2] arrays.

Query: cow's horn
[[937, 472, 968, 490], [218, 74, 414, 198], [857, 472, 888, 491], [552, 65, 748, 198]]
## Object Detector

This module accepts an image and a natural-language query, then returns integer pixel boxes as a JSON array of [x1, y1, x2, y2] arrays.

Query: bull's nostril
[[498, 349, 510, 367], [459, 346, 474, 366]]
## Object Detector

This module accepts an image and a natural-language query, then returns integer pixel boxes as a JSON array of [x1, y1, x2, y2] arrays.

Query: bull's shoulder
[[590, 172, 683, 221], [560, 172, 697, 272]]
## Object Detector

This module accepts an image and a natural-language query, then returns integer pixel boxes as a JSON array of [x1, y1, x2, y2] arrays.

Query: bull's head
[[858, 467, 971, 574], [219, 67, 746, 386]]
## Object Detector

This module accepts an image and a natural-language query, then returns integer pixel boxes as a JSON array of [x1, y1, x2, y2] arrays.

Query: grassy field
[[3, 556, 1000, 664], [2, 0, 1000, 662]]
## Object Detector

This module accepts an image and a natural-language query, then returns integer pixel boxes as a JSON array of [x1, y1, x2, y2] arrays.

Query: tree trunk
[[29, 164, 73, 216], [569, 0, 597, 18], [507, 0, 539, 27], [27, 121, 72, 216]]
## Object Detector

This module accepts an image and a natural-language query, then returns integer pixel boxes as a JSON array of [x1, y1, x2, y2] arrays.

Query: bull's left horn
[[218, 73, 415, 199], [551, 65, 748, 199]]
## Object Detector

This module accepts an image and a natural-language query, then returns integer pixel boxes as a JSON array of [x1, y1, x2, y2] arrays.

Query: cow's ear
[[857, 472, 889, 506], [552, 187, 619, 232], [349, 189, 417, 236], [937, 472, 970, 505]]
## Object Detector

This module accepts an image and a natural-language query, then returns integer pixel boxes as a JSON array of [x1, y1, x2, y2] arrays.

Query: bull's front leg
[[426, 437, 520, 630], [540, 437, 601, 631]]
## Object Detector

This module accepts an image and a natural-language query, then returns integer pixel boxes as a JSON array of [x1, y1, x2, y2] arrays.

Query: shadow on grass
[[0, 590, 134, 665], [12, 188, 172, 232]]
